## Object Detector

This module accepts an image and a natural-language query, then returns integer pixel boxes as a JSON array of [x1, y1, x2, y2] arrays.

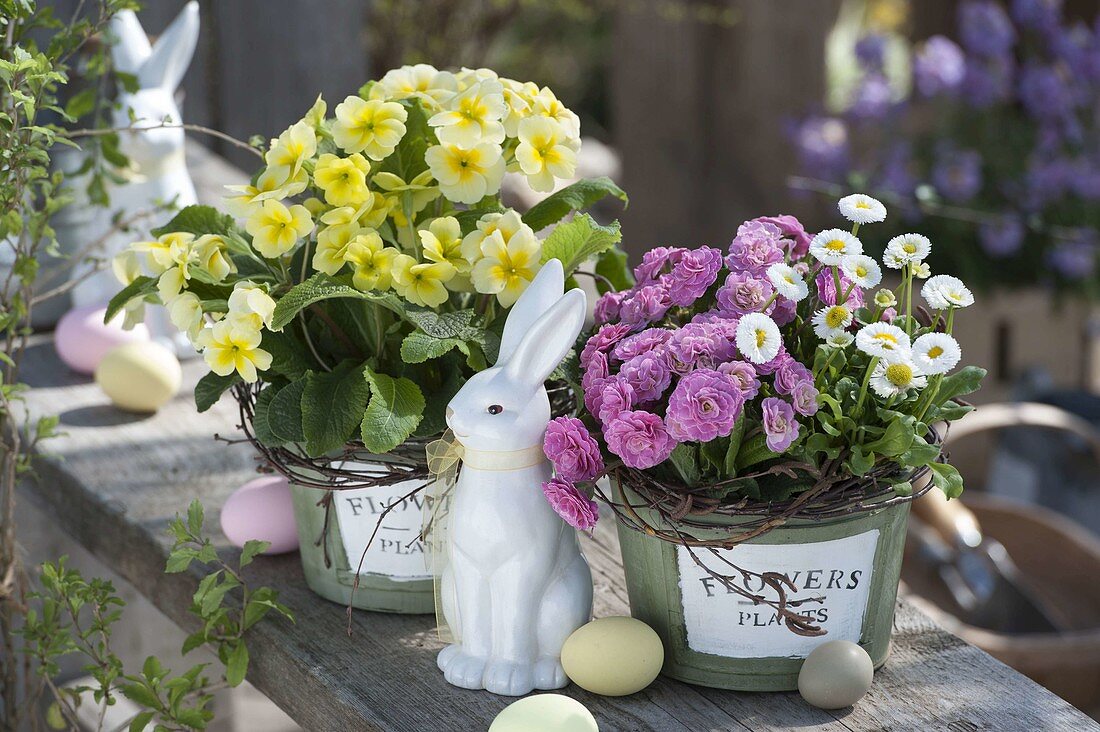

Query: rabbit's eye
[[487, 404, 503, 415]]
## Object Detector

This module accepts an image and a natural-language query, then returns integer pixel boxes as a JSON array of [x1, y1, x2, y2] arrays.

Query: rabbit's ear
[[108, 10, 152, 75], [503, 288, 587, 388], [497, 258, 565, 364], [138, 1, 200, 92]]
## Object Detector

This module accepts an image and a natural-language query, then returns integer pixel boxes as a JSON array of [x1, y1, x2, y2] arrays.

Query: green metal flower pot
[[290, 464, 435, 615], [613, 478, 911, 691]]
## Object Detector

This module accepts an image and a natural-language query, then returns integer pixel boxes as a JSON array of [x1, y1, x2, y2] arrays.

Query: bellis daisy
[[855, 322, 912, 360], [766, 263, 809, 301], [874, 289, 897, 308], [840, 254, 883, 288], [809, 229, 863, 265], [838, 194, 887, 224], [884, 233, 931, 268], [922, 274, 975, 309], [735, 313, 782, 364], [870, 358, 927, 398], [812, 305, 853, 339], [912, 261, 931, 279], [826, 332, 855, 348], [912, 333, 962, 375]]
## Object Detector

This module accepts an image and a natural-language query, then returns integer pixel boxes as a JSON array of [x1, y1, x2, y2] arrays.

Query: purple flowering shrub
[[793, 0, 1100, 296], [541, 198, 986, 515]]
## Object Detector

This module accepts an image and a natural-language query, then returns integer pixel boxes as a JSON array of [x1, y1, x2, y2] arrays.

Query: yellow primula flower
[[460, 209, 527, 264], [131, 231, 194, 274], [419, 216, 468, 273], [197, 320, 272, 383], [223, 167, 309, 220], [265, 120, 317, 182], [515, 117, 578, 192], [500, 78, 539, 137], [470, 226, 542, 307], [373, 170, 440, 217], [314, 153, 371, 207], [427, 78, 506, 147], [167, 291, 204, 340], [112, 249, 142, 286], [332, 96, 407, 160], [531, 86, 581, 139], [227, 282, 277, 331], [194, 234, 235, 282], [372, 64, 458, 111], [425, 142, 505, 205], [313, 223, 360, 276], [246, 199, 313, 258], [391, 254, 456, 307], [345, 232, 399, 292]]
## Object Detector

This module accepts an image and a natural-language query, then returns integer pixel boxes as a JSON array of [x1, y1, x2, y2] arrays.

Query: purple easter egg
[[55, 305, 150, 375], [220, 475, 298, 555]]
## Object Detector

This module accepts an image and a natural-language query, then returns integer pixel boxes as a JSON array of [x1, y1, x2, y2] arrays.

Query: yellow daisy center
[[755, 329, 767, 348], [873, 332, 899, 345], [856, 201, 871, 209], [903, 243, 917, 254], [927, 346, 944, 359], [825, 306, 849, 329], [855, 265, 868, 277], [885, 363, 913, 387], [825, 239, 847, 252]]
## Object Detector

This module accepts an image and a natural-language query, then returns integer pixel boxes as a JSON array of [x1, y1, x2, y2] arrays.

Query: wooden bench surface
[[16, 143, 1099, 731]]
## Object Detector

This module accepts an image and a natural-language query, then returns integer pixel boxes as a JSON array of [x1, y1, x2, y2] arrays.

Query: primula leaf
[[252, 385, 284, 447], [734, 433, 775, 471], [400, 331, 463, 364], [151, 204, 238, 238], [668, 443, 701, 487], [929, 462, 964, 499], [539, 214, 622, 277], [522, 177, 628, 232], [194, 371, 240, 413], [724, 416, 746, 475], [267, 378, 307, 444], [699, 436, 729, 476], [416, 366, 465, 438], [104, 275, 157, 323], [301, 362, 372, 456], [594, 247, 635, 294], [361, 368, 425, 453], [261, 330, 315, 380], [934, 366, 987, 405], [271, 273, 405, 331], [403, 308, 479, 339]]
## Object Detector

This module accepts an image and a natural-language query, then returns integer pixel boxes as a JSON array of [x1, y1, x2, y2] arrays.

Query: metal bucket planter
[[289, 455, 435, 615], [613, 478, 911, 691]]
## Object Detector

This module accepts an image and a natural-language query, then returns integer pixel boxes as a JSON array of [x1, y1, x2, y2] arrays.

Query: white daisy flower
[[874, 289, 897, 308], [812, 305, 853, 339], [766, 263, 809, 302], [912, 261, 931, 279], [736, 312, 782, 364], [827, 332, 855, 348], [871, 358, 927, 398], [912, 333, 962, 375], [840, 254, 883, 289], [838, 194, 887, 224], [809, 229, 863, 266], [884, 233, 931, 268], [922, 274, 974, 310], [855, 322, 912, 360]]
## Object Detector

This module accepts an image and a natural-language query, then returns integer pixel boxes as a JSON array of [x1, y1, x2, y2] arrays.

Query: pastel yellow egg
[[797, 640, 874, 709], [561, 616, 664, 696], [488, 694, 598, 732], [95, 342, 182, 413]]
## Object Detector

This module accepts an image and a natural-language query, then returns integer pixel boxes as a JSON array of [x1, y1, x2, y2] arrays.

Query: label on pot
[[332, 462, 432, 582], [676, 529, 880, 658]]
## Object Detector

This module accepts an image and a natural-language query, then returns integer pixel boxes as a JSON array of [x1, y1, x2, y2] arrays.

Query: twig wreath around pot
[[542, 195, 986, 691], [107, 64, 629, 614]]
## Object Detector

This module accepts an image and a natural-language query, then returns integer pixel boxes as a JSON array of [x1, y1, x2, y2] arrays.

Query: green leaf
[[668, 443, 701, 486], [932, 401, 975, 422], [848, 446, 875, 476], [863, 417, 914, 457], [594, 247, 635, 294], [415, 366, 465, 438], [252, 385, 285, 447], [400, 331, 462, 363], [361, 368, 425, 453], [898, 434, 942, 467], [735, 433, 775, 471], [934, 366, 987, 406], [402, 308, 479, 339], [194, 372, 240, 413], [104, 275, 157, 323], [119, 682, 160, 709], [724, 416, 746, 475], [892, 481, 913, 497], [271, 273, 405, 331], [267, 378, 307, 444], [239, 540, 269, 568], [301, 362, 371, 456], [64, 87, 96, 120], [225, 643, 249, 687], [455, 205, 505, 234], [929, 462, 964, 499], [521, 177, 628, 232], [539, 214, 622, 277], [187, 500, 204, 536], [128, 710, 155, 732], [261, 330, 314, 380], [698, 436, 729, 475], [150, 204, 237, 238]]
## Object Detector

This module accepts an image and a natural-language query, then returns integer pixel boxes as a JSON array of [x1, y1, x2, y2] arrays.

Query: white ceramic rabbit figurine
[[438, 259, 594, 696], [68, 3, 199, 356]]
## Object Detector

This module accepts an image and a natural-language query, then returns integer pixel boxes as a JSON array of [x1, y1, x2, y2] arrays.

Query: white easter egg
[[55, 305, 149, 375], [489, 694, 598, 732], [797, 640, 874, 709], [220, 476, 298, 555], [561, 616, 664, 696], [94, 342, 181, 412]]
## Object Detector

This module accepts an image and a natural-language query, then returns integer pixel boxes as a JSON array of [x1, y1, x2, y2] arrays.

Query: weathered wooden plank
[[16, 338, 1098, 731]]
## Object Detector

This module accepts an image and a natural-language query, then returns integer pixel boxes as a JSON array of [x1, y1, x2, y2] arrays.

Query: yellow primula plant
[[107, 65, 630, 456]]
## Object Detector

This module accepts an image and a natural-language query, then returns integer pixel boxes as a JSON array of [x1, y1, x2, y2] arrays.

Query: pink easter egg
[[55, 305, 150, 375], [220, 475, 299, 555]]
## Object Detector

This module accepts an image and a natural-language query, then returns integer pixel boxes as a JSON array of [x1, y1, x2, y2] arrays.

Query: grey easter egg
[[797, 640, 874, 709]]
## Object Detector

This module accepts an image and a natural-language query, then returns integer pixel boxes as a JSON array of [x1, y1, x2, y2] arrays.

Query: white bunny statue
[[67, 3, 200, 356], [438, 259, 594, 696]]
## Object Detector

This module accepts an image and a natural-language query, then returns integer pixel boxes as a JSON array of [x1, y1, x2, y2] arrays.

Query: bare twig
[[64, 121, 263, 159]]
